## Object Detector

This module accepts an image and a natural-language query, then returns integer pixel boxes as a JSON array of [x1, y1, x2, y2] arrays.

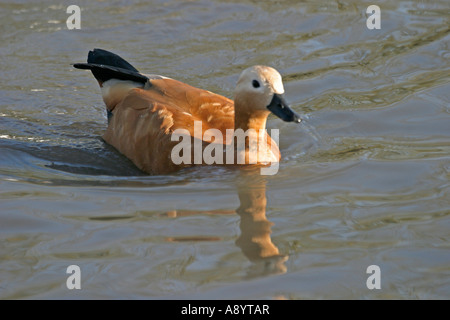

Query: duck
[[74, 49, 301, 174]]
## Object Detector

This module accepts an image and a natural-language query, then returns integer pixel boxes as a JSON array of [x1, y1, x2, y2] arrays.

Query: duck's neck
[[230, 99, 279, 165], [234, 108, 270, 132]]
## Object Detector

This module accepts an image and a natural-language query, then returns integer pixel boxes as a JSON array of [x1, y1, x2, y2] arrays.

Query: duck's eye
[[252, 80, 261, 88]]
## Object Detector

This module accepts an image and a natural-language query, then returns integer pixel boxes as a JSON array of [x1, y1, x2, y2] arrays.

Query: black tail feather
[[73, 49, 148, 84], [87, 49, 139, 72]]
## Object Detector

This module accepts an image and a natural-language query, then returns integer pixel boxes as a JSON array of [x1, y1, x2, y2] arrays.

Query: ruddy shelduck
[[74, 49, 300, 174]]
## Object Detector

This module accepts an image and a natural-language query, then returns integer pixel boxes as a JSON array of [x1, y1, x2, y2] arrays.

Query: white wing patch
[[143, 73, 173, 80], [101, 79, 143, 109]]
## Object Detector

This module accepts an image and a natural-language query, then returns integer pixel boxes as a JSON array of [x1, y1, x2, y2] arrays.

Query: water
[[1, 0, 449, 299]]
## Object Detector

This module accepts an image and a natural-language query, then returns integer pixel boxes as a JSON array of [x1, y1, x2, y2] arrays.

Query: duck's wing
[[103, 77, 235, 174], [74, 49, 234, 132], [142, 77, 235, 133]]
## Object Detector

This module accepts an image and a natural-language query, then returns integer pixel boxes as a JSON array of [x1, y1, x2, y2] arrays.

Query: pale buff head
[[234, 66, 301, 123]]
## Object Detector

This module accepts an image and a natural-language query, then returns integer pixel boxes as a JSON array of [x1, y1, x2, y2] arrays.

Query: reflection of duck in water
[[235, 175, 288, 276], [74, 49, 300, 174], [164, 170, 288, 277]]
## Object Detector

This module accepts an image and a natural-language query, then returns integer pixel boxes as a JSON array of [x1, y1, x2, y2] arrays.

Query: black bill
[[267, 93, 301, 123]]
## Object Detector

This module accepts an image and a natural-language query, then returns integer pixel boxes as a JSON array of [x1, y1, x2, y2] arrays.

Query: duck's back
[[104, 77, 235, 174]]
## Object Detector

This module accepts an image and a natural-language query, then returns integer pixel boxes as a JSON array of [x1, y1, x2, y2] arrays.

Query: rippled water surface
[[1, 0, 449, 299]]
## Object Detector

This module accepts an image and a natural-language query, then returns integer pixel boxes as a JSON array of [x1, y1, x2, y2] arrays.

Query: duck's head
[[234, 65, 301, 123]]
